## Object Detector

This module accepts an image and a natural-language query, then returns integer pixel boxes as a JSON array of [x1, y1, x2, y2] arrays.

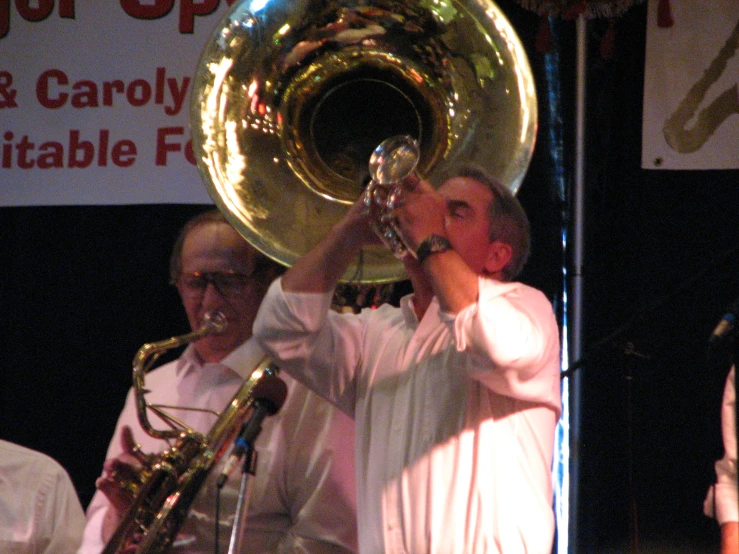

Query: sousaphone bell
[[191, 0, 538, 283]]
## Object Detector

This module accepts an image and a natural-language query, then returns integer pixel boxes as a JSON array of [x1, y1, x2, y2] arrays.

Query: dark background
[[2, 2, 738, 552]]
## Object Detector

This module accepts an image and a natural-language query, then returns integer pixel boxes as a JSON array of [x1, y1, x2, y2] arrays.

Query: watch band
[[416, 234, 452, 264]]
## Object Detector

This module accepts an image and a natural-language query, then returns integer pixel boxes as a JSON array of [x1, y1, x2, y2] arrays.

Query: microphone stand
[[559, 248, 739, 552], [217, 373, 287, 554], [227, 449, 259, 554], [558, 244, 739, 552], [562, 243, 739, 380]]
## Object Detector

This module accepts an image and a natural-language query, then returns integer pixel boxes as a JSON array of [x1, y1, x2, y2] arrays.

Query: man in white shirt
[[253, 167, 562, 553], [79, 210, 357, 553], [0, 439, 86, 554], [705, 365, 739, 554]]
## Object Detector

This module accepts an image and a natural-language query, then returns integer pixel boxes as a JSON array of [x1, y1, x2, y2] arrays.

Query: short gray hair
[[168, 209, 281, 283], [455, 165, 531, 280]]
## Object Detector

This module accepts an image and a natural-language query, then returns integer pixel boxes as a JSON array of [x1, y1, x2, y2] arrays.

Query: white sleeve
[[253, 278, 363, 415], [77, 491, 108, 554], [452, 278, 561, 409], [711, 366, 738, 524], [36, 461, 86, 554]]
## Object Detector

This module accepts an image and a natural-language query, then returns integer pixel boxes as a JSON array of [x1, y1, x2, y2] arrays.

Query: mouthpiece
[[203, 310, 228, 333]]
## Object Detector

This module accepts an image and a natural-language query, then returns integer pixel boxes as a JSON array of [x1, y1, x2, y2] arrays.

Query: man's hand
[[391, 177, 447, 252], [97, 425, 151, 545], [97, 425, 145, 514]]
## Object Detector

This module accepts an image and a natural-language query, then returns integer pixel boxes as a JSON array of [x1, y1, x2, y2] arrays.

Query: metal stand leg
[[227, 449, 258, 554]]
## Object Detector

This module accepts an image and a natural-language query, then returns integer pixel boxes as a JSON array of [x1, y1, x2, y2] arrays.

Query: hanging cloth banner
[[642, 0, 739, 170], [0, 1, 240, 206]]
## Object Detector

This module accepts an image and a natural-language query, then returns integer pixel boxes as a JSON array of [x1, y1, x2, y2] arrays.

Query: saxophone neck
[[132, 310, 228, 440]]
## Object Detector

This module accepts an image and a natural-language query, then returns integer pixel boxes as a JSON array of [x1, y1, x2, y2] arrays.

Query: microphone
[[217, 375, 288, 488], [709, 298, 739, 346]]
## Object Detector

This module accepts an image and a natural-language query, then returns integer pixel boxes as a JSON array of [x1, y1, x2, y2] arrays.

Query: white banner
[[642, 0, 739, 170], [0, 0, 242, 206]]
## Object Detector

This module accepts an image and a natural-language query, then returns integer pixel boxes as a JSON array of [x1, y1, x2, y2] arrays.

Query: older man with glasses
[[79, 209, 357, 554]]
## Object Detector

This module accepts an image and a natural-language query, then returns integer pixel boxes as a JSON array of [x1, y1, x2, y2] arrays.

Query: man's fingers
[[103, 457, 141, 482], [120, 425, 138, 455], [97, 472, 135, 513]]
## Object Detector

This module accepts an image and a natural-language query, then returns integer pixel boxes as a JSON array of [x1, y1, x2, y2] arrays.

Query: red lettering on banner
[[103, 80, 125, 105], [0, 0, 75, 39], [68, 130, 94, 167], [16, 0, 53, 21], [37, 142, 63, 169], [68, 80, 156, 109], [155, 67, 165, 104], [120, 0, 174, 20], [35, 68, 189, 115], [0, 70, 18, 108], [111, 137, 137, 167], [0, 1, 6, 38], [37, 69, 68, 108], [0, 129, 137, 169], [17, 135, 36, 168], [184, 138, 195, 165], [70, 80, 98, 108], [2, 131, 13, 167], [120, 0, 232, 34], [157, 126, 183, 165], [179, 0, 218, 33], [126, 79, 153, 107], [98, 129, 109, 166], [155, 127, 196, 165], [59, 0, 75, 18]]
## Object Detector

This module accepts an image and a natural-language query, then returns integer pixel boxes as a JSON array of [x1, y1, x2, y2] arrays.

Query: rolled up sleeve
[[452, 278, 561, 411]]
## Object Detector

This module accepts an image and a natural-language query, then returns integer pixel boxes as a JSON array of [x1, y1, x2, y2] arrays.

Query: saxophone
[[102, 310, 281, 554]]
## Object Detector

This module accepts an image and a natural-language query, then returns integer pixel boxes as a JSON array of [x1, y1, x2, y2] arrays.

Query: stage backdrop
[[0, 0, 242, 205], [642, 0, 739, 170]]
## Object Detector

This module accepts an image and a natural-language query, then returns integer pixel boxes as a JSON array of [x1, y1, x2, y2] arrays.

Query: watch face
[[431, 236, 451, 252]]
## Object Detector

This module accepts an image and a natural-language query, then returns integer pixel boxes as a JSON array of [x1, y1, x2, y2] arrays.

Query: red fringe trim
[[600, 18, 616, 59], [657, 0, 674, 27], [536, 16, 553, 52]]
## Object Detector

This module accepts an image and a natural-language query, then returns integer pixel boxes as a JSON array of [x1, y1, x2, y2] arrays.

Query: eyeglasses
[[175, 270, 253, 298]]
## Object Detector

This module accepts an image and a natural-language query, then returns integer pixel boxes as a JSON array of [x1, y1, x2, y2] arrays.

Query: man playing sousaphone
[[253, 154, 562, 552], [79, 210, 357, 553]]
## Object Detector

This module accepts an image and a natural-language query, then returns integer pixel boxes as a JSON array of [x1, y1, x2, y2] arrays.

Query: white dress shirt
[[254, 277, 562, 554], [80, 338, 357, 553], [0, 439, 86, 554]]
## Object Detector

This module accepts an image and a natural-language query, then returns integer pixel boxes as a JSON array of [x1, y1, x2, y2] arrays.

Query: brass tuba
[[102, 311, 282, 554], [191, 0, 538, 284]]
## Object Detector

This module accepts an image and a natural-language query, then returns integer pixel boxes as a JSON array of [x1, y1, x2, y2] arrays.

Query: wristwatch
[[416, 234, 452, 264]]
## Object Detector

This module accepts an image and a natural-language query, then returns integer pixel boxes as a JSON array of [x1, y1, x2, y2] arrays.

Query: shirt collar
[[399, 293, 446, 323], [175, 344, 201, 377], [175, 338, 267, 381], [219, 337, 272, 380]]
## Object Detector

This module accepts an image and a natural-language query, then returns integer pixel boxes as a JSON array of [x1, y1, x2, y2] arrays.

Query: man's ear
[[483, 241, 513, 278]]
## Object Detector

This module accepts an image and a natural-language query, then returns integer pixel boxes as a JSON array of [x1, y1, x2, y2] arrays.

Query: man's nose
[[201, 281, 226, 305]]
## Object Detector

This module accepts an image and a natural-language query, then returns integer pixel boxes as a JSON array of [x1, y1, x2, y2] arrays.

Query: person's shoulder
[[481, 277, 551, 301], [517, 280, 553, 302], [0, 440, 67, 477], [0, 439, 49, 461]]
